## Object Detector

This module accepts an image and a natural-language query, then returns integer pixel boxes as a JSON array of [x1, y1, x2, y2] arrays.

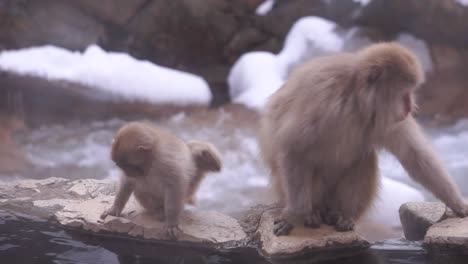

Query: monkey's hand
[[273, 218, 293, 236], [450, 203, 468, 218], [164, 223, 182, 240], [100, 206, 121, 220]]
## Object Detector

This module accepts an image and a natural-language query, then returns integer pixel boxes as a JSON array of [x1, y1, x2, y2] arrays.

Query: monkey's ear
[[367, 65, 382, 85]]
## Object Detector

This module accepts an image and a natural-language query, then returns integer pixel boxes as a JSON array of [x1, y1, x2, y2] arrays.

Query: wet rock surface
[[239, 205, 370, 261], [0, 177, 246, 246], [257, 209, 369, 261], [1, 177, 372, 261]]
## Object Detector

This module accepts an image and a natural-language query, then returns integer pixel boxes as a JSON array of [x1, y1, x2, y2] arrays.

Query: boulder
[[0, 0, 106, 50], [256, 209, 369, 261], [47, 196, 247, 244], [355, 0, 468, 48], [399, 202, 447, 241], [399, 202, 468, 253], [425, 217, 468, 254], [0, 71, 205, 127]]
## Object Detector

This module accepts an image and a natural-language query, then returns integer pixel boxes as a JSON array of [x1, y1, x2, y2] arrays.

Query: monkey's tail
[[185, 140, 222, 205]]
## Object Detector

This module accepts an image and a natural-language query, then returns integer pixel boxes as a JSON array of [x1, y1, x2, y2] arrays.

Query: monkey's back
[[261, 53, 371, 168], [132, 125, 196, 211]]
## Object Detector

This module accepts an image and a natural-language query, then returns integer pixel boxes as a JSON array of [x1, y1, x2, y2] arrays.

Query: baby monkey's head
[[111, 122, 154, 177]]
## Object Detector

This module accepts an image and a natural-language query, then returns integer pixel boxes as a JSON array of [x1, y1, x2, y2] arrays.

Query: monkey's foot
[[165, 224, 182, 240], [334, 217, 355, 232], [273, 219, 293, 236], [323, 211, 340, 226], [304, 211, 321, 228]]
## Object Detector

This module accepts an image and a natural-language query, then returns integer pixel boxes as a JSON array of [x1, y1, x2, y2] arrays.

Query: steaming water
[[8, 114, 468, 215], [2, 112, 468, 263], [12, 111, 269, 216]]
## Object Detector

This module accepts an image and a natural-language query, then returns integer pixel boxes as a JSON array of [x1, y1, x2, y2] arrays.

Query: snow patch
[[228, 16, 341, 110], [228, 52, 284, 110], [277, 16, 343, 76], [0, 45, 211, 105], [396, 33, 433, 73], [256, 0, 275, 15], [353, 0, 371, 5], [456, 0, 468, 6]]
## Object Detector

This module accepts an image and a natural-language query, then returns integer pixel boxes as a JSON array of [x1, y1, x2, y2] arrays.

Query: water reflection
[[2, 210, 467, 264]]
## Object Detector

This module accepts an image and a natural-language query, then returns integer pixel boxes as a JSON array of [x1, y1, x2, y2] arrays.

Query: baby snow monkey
[[101, 121, 222, 239]]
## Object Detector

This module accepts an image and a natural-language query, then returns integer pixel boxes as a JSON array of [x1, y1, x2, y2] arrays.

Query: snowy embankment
[[228, 17, 343, 109], [228, 16, 432, 110], [0, 45, 211, 105], [228, 16, 436, 227]]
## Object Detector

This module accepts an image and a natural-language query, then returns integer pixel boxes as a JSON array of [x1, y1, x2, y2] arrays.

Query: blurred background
[[1, 0, 468, 256]]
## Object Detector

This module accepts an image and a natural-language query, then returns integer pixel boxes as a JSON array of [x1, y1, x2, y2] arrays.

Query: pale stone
[[257, 209, 369, 260], [399, 202, 447, 241], [48, 193, 246, 244], [67, 179, 113, 197], [425, 217, 468, 252], [14, 177, 68, 189]]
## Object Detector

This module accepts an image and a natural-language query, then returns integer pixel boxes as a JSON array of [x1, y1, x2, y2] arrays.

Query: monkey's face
[[111, 136, 152, 178]]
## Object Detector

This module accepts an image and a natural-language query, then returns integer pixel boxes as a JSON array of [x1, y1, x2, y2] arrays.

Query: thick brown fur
[[259, 42, 468, 236], [100, 121, 222, 239]]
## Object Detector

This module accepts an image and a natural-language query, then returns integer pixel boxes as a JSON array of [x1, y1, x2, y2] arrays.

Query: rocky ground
[[2, 177, 467, 261], [399, 201, 468, 254], [0, 177, 370, 262]]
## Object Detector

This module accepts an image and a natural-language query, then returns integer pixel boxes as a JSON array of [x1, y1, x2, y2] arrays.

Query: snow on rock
[[276, 16, 343, 77], [228, 16, 342, 110], [396, 33, 433, 73], [353, 0, 371, 6], [0, 45, 211, 105], [456, 0, 468, 6], [256, 0, 275, 16], [228, 52, 284, 110], [341, 27, 374, 52]]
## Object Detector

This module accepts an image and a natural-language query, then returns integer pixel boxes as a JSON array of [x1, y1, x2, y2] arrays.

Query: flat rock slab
[[399, 202, 447, 241], [425, 217, 468, 253], [0, 177, 246, 246], [52, 196, 246, 243], [257, 209, 370, 261]]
